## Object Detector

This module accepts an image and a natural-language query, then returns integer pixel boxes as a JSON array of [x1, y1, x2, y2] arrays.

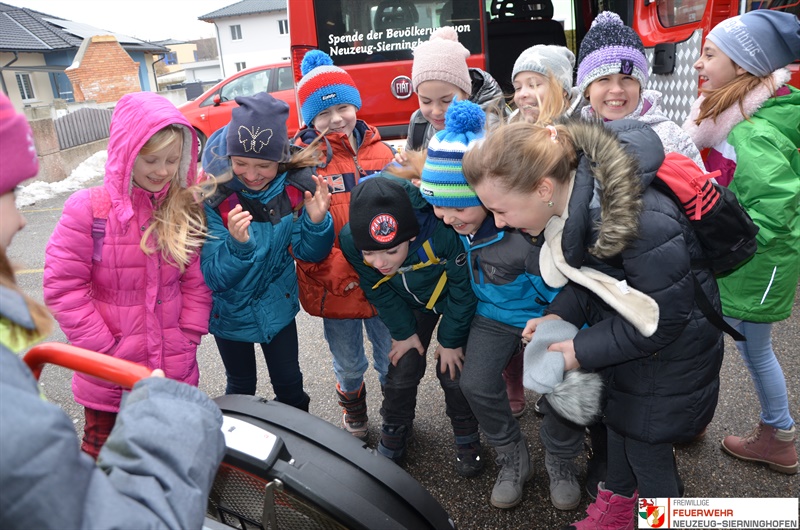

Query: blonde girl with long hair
[[683, 10, 800, 475], [509, 44, 580, 125], [44, 92, 212, 459]]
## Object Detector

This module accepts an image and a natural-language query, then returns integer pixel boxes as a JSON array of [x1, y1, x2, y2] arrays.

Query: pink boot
[[722, 422, 798, 474], [503, 348, 526, 418], [564, 482, 637, 530]]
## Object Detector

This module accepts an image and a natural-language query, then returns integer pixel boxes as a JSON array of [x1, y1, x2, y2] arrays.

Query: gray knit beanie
[[512, 45, 576, 94], [412, 26, 472, 94], [707, 10, 800, 77]]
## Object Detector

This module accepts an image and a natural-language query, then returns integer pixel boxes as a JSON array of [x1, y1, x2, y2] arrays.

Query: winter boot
[[563, 482, 637, 530], [721, 422, 799, 474], [336, 382, 368, 440], [490, 437, 534, 509], [545, 451, 581, 511], [503, 347, 526, 418], [377, 423, 413, 464]]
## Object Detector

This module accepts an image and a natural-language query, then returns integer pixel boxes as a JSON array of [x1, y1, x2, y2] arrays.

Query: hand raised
[[304, 174, 332, 224], [227, 204, 252, 243]]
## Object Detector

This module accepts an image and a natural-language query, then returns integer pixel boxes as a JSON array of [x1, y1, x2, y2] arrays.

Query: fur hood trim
[[564, 120, 644, 259], [683, 69, 791, 149]]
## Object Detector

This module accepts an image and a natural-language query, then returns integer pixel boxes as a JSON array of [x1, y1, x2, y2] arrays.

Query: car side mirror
[[213, 94, 222, 106]]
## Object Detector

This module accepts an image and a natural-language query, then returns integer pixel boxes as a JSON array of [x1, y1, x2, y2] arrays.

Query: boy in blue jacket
[[339, 176, 481, 476]]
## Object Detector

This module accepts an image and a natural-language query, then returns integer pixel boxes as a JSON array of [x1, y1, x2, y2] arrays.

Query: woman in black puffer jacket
[[463, 119, 724, 530]]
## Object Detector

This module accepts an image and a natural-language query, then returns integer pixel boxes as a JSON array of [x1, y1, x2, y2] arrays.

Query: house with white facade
[[199, 0, 289, 79]]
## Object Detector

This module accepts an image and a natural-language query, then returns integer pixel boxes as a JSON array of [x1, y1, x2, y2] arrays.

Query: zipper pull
[[353, 155, 366, 176]]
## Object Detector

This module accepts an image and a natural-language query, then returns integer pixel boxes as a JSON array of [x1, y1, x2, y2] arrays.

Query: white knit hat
[[512, 45, 575, 94]]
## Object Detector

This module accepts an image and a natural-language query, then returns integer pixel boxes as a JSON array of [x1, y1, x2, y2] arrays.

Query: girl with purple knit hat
[[577, 11, 705, 170]]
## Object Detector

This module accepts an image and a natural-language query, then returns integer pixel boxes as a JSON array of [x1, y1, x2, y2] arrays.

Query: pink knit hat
[[0, 93, 39, 195], [412, 27, 472, 95]]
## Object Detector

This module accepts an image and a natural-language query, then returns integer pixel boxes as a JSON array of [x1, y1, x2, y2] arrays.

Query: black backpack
[[651, 152, 760, 340]]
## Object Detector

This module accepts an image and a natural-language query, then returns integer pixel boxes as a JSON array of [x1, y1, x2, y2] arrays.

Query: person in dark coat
[[463, 118, 724, 530]]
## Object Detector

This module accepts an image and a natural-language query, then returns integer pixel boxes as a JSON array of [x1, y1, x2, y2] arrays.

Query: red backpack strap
[[285, 185, 305, 211], [89, 187, 111, 262], [218, 193, 241, 229]]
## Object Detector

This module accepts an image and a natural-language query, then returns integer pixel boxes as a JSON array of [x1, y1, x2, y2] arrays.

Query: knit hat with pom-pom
[[296, 49, 362, 126], [576, 11, 648, 94], [420, 98, 485, 208], [412, 26, 472, 95]]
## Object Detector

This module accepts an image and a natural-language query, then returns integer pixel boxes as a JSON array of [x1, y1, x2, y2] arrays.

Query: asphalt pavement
[[10, 185, 799, 530]]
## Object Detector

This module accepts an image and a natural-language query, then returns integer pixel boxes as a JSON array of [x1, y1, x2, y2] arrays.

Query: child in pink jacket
[[44, 92, 212, 459]]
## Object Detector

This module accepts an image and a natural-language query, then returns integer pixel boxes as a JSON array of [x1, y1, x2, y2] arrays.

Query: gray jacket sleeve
[[0, 347, 225, 530]]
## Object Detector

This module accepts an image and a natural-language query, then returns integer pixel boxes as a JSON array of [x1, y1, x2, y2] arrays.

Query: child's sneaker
[[455, 440, 484, 477], [377, 424, 412, 464]]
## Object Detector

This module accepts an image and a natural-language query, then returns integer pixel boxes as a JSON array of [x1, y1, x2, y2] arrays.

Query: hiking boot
[[545, 451, 581, 511], [490, 437, 533, 509], [336, 382, 368, 440], [563, 482, 637, 530], [722, 422, 798, 474], [455, 438, 484, 478], [378, 424, 412, 464], [503, 348, 526, 418]]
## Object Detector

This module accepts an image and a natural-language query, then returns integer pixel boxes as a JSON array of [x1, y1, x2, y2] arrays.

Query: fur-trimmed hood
[[683, 68, 792, 148], [561, 119, 664, 267]]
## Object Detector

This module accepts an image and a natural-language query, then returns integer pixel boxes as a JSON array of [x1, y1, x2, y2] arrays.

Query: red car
[[178, 62, 299, 157]]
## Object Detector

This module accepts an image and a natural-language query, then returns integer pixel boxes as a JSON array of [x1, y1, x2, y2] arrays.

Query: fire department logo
[[369, 213, 398, 244], [639, 499, 666, 528], [391, 75, 413, 100]]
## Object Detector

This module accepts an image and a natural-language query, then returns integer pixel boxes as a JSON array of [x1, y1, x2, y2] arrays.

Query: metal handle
[[24, 342, 152, 388]]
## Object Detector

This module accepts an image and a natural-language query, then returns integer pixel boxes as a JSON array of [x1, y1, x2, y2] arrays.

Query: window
[[220, 69, 271, 102], [656, 0, 708, 27], [278, 19, 289, 34], [235, 62, 247, 72], [312, 0, 481, 66], [275, 67, 293, 91], [164, 51, 178, 65], [16, 73, 35, 101], [230, 24, 242, 40]]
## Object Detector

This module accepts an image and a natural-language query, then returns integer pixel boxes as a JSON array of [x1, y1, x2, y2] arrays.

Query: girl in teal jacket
[[684, 10, 800, 475], [201, 92, 334, 411]]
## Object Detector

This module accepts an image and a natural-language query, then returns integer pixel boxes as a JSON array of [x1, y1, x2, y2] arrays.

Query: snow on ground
[[16, 150, 107, 208]]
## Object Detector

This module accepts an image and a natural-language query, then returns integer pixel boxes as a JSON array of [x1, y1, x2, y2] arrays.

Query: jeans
[[380, 310, 477, 439], [725, 317, 794, 430], [605, 426, 681, 498], [323, 316, 392, 392], [214, 319, 309, 410], [538, 395, 587, 459], [460, 315, 522, 447]]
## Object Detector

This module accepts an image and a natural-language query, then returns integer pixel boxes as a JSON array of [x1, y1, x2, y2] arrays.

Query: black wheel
[[196, 130, 207, 162]]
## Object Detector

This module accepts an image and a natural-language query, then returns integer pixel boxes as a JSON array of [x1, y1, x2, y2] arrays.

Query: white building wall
[[1, 52, 55, 110], [215, 10, 290, 78]]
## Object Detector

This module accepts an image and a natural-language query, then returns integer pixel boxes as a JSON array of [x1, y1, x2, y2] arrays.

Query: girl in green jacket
[[684, 9, 800, 475]]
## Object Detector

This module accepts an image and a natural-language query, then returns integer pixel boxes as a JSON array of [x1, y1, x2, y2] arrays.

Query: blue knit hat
[[577, 11, 648, 94], [226, 92, 290, 162], [297, 50, 362, 126], [420, 99, 485, 208], [708, 10, 800, 77]]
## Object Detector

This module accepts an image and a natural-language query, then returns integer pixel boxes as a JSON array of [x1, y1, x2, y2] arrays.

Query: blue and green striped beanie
[[420, 99, 485, 208]]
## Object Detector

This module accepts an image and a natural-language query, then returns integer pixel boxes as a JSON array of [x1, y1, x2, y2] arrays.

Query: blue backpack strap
[[89, 186, 111, 262]]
